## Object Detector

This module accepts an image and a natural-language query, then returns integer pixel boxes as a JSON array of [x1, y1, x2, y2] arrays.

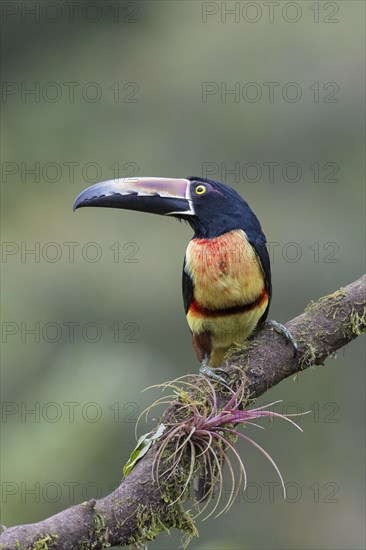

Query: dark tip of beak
[[73, 190, 139, 211]]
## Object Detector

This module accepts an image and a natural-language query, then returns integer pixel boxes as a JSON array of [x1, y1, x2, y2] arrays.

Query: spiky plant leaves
[[136, 374, 309, 519]]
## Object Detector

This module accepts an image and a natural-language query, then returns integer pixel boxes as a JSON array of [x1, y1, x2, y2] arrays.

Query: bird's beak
[[73, 177, 194, 216]]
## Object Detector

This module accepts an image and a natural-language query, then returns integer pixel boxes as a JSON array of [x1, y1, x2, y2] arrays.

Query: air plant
[[136, 373, 308, 520]]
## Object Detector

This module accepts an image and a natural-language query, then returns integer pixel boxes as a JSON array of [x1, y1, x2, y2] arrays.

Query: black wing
[[182, 256, 194, 315], [247, 232, 272, 324]]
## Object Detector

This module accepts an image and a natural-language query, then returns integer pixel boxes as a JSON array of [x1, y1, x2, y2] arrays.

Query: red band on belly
[[189, 288, 268, 318]]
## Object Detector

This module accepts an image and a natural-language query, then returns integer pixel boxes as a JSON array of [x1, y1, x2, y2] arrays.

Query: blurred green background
[[1, 1, 365, 548]]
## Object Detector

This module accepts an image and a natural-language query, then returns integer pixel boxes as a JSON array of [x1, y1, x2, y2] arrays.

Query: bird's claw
[[199, 358, 233, 391], [266, 320, 298, 357]]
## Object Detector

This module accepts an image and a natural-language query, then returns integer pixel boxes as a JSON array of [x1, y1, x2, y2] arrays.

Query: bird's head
[[73, 176, 261, 239]]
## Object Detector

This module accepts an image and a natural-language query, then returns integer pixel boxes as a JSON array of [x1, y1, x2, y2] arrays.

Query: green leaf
[[123, 424, 166, 477]]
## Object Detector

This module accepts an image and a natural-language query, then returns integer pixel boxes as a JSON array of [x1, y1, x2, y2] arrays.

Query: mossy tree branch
[[1, 275, 365, 550]]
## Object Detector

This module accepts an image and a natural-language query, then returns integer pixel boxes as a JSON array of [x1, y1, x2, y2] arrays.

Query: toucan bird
[[74, 177, 295, 380]]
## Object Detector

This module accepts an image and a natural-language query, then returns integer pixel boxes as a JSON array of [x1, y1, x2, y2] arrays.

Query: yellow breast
[[185, 229, 265, 309]]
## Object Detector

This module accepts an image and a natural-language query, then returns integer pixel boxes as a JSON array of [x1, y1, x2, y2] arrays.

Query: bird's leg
[[266, 320, 298, 357], [199, 355, 233, 391]]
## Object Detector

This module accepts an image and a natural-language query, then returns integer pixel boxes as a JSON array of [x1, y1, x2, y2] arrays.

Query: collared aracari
[[74, 177, 296, 381]]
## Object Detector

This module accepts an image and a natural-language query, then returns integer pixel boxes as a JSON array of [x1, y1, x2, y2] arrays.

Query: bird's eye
[[195, 184, 206, 195]]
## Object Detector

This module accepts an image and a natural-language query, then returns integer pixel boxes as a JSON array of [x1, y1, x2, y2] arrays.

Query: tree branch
[[1, 275, 365, 550]]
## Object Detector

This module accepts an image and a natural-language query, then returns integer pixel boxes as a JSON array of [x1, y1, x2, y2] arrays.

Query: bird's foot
[[199, 357, 233, 391], [266, 320, 298, 357]]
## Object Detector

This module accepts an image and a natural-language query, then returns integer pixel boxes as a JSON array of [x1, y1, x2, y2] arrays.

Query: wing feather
[[247, 232, 272, 324], [182, 256, 194, 315]]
